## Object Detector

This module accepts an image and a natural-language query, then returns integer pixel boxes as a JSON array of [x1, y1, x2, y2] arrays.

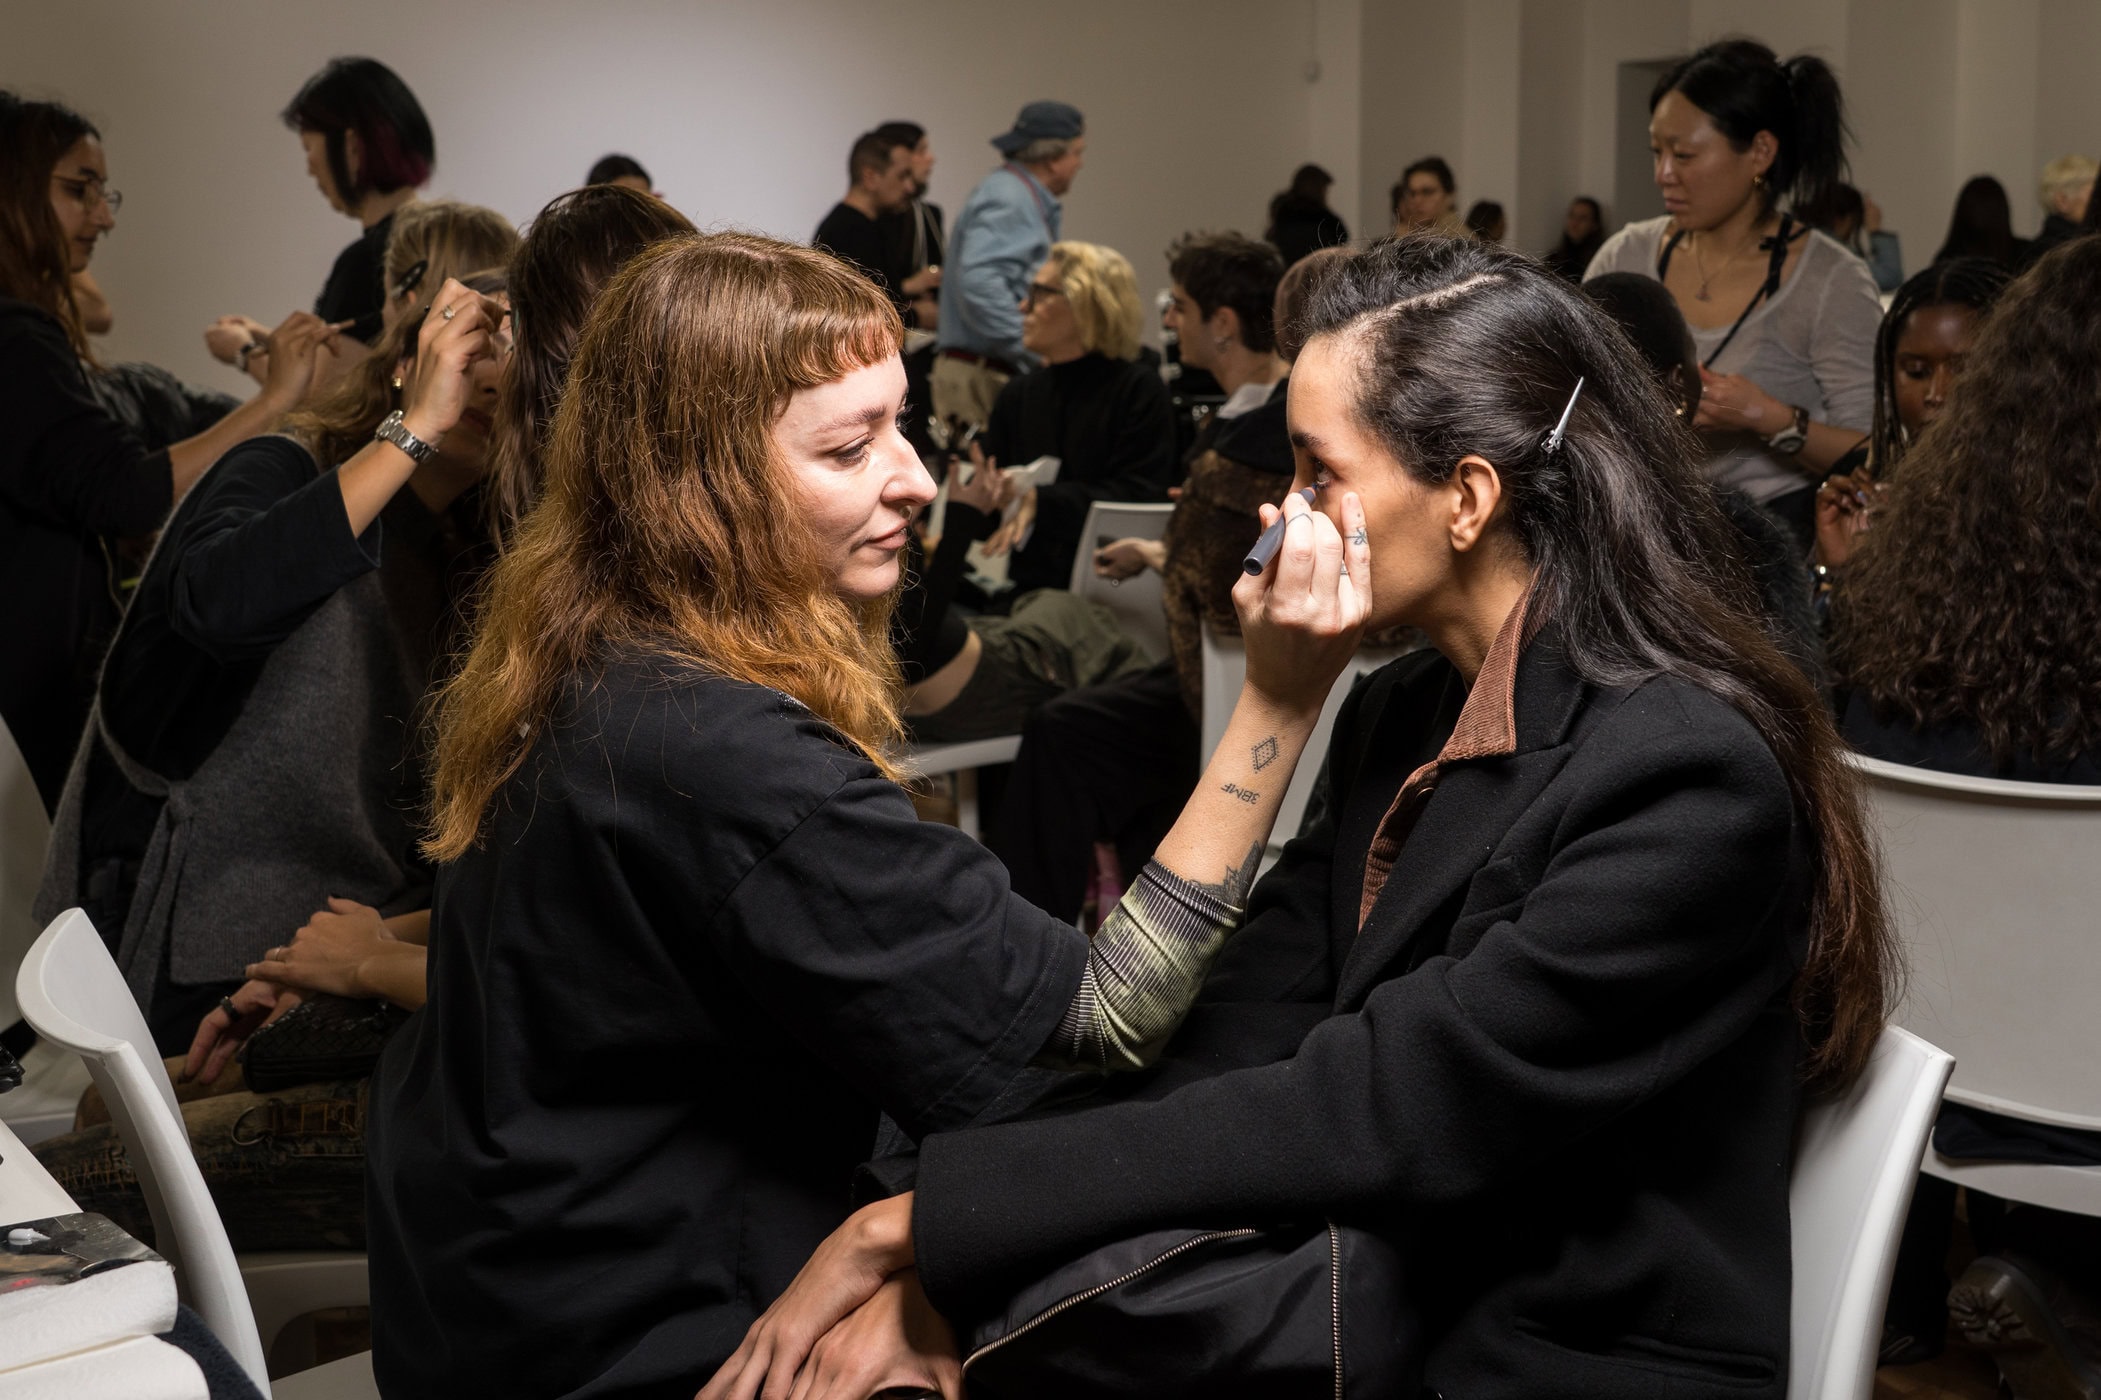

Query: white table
[[0, 1111, 77, 1225]]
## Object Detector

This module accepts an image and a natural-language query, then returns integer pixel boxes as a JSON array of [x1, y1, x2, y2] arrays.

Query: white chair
[[1067, 499, 1176, 664], [1850, 754, 2101, 1216], [0, 714, 92, 1146], [15, 908, 378, 1398], [1787, 1025, 1955, 1400], [1198, 623, 1420, 870], [907, 736, 1024, 840], [910, 502, 1176, 840]]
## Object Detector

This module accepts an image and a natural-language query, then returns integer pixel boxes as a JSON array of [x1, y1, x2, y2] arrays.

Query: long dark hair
[[1933, 175, 2020, 266], [1303, 235, 1894, 1090], [281, 57, 434, 203], [1863, 258, 2010, 474], [486, 185, 696, 540], [1652, 39, 1849, 217], [0, 92, 98, 356], [1831, 237, 2101, 769]]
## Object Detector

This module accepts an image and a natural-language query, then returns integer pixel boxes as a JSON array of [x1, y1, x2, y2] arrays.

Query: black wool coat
[[913, 627, 1816, 1400]]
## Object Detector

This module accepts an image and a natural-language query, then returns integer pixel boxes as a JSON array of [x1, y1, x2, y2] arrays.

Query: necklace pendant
[[1695, 283, 1712, 301]]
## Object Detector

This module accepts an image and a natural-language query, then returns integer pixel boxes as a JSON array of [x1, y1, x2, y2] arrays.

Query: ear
[[1446, 454, 1506, 554], [1748, 129, 1778, 179], [343, 128, 363, 186], [1208, 304, 1241, 345]]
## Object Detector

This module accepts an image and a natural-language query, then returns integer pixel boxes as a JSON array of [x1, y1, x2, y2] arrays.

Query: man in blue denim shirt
[[932, 101, 1087, 434]]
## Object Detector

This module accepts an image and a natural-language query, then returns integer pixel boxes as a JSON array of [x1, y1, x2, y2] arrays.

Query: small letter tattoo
[[1221, 782, 1260, 805], [1251, 735, 1280, 771]]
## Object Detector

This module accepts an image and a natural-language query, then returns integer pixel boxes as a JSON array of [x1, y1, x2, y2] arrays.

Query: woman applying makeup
[[365, 231, 1367, 1400], [0, 92, 340, 811], [705, 236, 1898, 1400]]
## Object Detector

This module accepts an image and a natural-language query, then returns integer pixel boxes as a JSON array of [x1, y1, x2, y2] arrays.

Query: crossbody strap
[[1658, 215, 1801, 369]]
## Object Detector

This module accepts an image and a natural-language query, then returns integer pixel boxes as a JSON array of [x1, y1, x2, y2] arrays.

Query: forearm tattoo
[[1036, 841, 1264, 1073]]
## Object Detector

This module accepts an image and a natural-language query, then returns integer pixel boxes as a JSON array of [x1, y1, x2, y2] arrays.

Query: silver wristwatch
[[1766, 404, 1810, 455], [374, 409, 440, 465]]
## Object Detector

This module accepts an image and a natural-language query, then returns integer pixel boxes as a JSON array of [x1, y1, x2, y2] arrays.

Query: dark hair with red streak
[[282, 57, 434, 201]]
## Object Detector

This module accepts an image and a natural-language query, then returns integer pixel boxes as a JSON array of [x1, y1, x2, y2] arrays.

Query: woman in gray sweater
[[1586, 39, 1880, 546]]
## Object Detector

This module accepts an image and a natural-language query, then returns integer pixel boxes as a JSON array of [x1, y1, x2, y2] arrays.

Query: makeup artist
[[703, 237, 1897, 1400], [365, 230, 1370, 1400], [1586, 39, 1879, 547]]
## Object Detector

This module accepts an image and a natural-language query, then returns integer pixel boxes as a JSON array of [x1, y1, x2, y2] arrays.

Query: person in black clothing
[[367, 230, 1372, 1400], [989, 232, 1297, 921], [705, 236, 1899, 1400], [1542, 195, 1605, 280], [874, 121, 945, 311], [34, 266, 504, 1053], [972, 239, 1174, 596], [206, 57, 433, 368], [813, 130, 936, 315], [1829, 237, 2101, 1388], [2022, 154, 2094, 267], [1932, 174, 2028, 269], [1264, 163, 1349, 266], [0, 92, 342, 812]]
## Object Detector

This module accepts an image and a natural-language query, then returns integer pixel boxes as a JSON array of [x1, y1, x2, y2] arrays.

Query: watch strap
[[375, 409, 439, 466]]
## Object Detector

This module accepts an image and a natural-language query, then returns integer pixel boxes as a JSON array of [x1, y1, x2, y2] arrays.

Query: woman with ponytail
[[1587, 38, 1883, 546], [706, 235, 1897, 1400]]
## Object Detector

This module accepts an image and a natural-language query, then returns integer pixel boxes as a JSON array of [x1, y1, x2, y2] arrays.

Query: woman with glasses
[[0, 92, 343, 812], [962, 240, 1175, 598], [34, 203, 514, 1059]]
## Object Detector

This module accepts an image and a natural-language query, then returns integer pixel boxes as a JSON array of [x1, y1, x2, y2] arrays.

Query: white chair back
[[1068, 501, 1175, 663], [1850, 754, 2101, 1132], [1787, 1026, 1954, 1400], [1199, 623, 1419, 862], [0, 714, 52, 1032], [13, 909, 270, 1390]]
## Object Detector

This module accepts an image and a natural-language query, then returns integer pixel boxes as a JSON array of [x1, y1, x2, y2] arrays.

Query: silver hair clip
[[1543, 377, 1585, 455]]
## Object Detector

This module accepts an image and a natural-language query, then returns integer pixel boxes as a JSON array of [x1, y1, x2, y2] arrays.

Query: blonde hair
[[2039, 154, 2098, 208], [1047, 240, 1143, 360], [383, 200, 519, 305], [282, 201, 516, 466], [423, 232, 908, 860]]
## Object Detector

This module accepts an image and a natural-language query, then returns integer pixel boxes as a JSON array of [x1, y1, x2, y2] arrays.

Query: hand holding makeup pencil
[[1231, 483, 1370, 718]]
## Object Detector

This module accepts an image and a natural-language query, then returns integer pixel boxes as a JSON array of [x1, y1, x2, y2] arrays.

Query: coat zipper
[[1329, 1223, 1343, 1400], [961, 1228, 1266, 1373]]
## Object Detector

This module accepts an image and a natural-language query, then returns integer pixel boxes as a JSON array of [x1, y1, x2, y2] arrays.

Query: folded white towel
[[0, 1334, 207, 1400], [0, 1257, 178, 1373]]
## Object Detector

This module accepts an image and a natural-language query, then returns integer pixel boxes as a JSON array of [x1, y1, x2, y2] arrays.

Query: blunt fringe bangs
[[424, 232, 907, 861], [1301, 235, 1896, 1091]]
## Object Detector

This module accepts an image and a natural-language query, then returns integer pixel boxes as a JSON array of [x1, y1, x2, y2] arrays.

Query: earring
[[392, 375, 404, 390], [1753, 173, 1766, 190]]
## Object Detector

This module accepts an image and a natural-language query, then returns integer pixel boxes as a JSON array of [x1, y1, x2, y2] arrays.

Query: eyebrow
[[1289, 430, 1332, 453], [810, 393, 909, 438]]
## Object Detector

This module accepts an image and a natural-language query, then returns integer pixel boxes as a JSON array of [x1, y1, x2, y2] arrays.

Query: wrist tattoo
[[1192, 840, 1266, 907], [1251, 735, 1280, 771], [1221, 782, 1259, 804]]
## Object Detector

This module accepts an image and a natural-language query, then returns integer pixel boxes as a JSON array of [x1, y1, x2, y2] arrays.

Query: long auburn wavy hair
[[1830, 236, 2101, 768], [280, 201, 516, 465], [485, 185, 695, 542], [424, 232, 908, 860], [1304, 236, 1895, 1091]]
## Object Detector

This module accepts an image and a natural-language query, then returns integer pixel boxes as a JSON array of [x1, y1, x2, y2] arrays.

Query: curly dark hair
[[1862, 257, 2010, 475], [1830, 236, 2101, 768]]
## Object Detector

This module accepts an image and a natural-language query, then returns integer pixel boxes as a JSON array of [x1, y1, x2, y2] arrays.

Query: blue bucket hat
[[992, 101, 1085, 157]]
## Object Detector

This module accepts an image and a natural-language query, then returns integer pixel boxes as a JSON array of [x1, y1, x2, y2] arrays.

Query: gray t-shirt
[[1586, 216, 1880, 503]]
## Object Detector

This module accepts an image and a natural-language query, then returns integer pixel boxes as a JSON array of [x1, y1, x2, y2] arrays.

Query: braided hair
[[1865, 257, 2010, 474]]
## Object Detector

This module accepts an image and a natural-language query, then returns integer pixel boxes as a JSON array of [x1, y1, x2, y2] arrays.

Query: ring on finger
[[217, 995, 238, 1020], [440, 303, 458, 321]]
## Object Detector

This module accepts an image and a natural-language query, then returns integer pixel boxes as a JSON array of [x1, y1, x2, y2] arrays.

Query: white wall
[[4, 0, 1317, 392], [7, 0, 2093, 393]]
